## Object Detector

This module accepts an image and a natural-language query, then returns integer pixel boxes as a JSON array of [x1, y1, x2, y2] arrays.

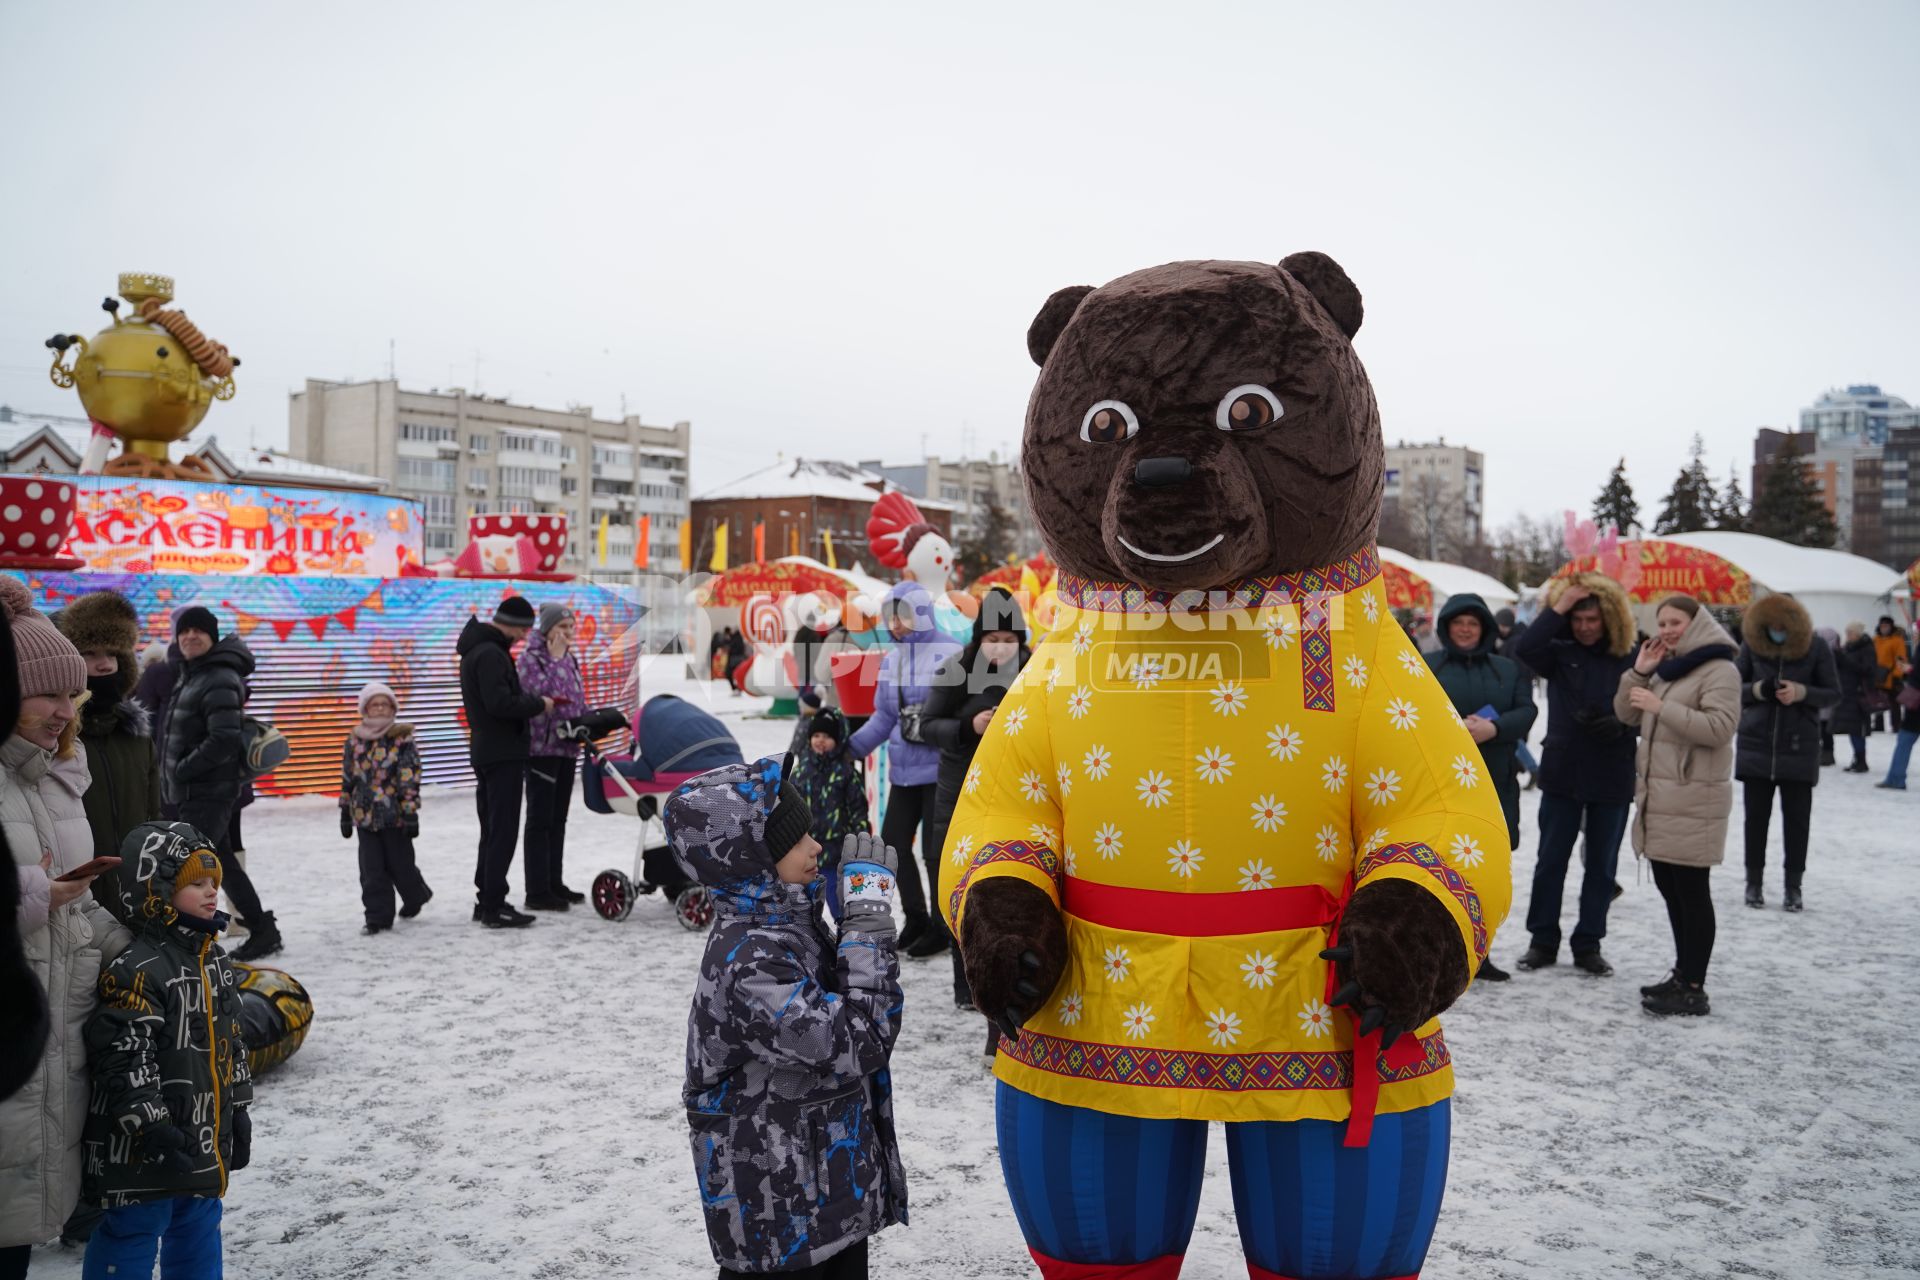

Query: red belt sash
[[1059, 873, 1426, 1147]]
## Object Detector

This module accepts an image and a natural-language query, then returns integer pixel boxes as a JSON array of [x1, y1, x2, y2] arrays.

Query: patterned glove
[[135, 1122, 195, 1174], [837, 831, 899, 935], [229, 1107, 252, 1171], [340, 809, 353, 839]]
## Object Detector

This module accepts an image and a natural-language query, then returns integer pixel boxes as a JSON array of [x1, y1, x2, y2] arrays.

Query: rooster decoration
[[864, 490, 978, 643], [865, 490, 956, 593]]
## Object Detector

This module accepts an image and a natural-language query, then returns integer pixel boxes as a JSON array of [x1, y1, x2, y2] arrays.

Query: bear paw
[[958, 878, 1069, 1040]]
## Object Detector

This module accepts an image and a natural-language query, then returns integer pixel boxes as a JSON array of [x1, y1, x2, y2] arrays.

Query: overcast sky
[[2, 2, 1914, 530]]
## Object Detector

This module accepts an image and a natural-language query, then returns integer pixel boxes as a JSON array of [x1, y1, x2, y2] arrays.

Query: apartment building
[[288, 380, 688, 576]]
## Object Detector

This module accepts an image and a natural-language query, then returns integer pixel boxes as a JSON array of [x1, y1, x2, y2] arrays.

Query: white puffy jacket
[[0, 733, 128, 1247]]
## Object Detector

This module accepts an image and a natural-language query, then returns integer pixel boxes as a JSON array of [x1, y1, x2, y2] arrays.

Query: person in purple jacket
[[518, 604, 588, 911], [847, 580, 960, 953]]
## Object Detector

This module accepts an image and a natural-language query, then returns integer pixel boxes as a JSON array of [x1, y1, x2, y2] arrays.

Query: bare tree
[[1488, 512, 1570, 590], [1400, 471, 1471, 562]]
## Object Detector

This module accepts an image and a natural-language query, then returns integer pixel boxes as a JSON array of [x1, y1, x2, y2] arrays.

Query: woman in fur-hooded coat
[[1734, 595, 1839, 907], [54, 590, 161, 922]]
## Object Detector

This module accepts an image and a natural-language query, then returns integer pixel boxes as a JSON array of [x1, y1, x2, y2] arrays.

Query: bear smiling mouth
[[1116, 532, 1226, 563]]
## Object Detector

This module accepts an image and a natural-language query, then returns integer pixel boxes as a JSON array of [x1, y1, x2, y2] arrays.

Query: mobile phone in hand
[[55, 856, 121, 883]]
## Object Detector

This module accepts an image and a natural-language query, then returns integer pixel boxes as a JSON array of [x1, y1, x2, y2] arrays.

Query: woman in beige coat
[[1615, 595, 1741, 1017], [0, 580, 127, 1270]]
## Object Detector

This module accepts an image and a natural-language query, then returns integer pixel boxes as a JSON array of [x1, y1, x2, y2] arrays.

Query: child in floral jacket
[[339, 682, 430, 933]]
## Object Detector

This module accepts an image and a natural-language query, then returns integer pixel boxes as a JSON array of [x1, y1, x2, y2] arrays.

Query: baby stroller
[[577, 694, 744, 929]]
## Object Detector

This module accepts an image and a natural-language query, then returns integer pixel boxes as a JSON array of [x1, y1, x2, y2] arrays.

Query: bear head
[[1021, 252, 1383, 593]]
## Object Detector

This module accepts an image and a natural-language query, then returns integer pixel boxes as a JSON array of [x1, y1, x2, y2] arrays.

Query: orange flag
[[753, 521, 766, 564], [634, 514, 651, 569]]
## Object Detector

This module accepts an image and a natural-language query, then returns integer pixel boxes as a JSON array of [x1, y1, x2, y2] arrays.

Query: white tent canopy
[[1655, 531, 1903, 633], [1379, 547, 1519, 613]]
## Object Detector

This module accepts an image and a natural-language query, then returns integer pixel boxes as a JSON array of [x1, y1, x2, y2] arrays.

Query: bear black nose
[[1133, 456, 1192, 487]]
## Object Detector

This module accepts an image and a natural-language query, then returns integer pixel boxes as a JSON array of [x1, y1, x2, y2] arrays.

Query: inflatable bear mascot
[[942, 253, 1511, 1279]]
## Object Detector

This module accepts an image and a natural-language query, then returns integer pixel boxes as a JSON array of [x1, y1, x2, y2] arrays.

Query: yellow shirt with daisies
[[941, 551, 1512, 1124]]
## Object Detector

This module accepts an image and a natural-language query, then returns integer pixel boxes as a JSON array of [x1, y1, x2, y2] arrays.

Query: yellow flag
[[710, 523, 729, 572], [821, 527, 836, 569], [597, 513, 610, 565], [679, 520, 693, 572]]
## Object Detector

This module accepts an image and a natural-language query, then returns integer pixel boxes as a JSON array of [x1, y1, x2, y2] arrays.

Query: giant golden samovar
[[45, 273, 238, 481]]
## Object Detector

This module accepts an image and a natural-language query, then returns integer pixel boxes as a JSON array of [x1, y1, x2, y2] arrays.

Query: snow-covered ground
[[26, 666, 1920, 1278]]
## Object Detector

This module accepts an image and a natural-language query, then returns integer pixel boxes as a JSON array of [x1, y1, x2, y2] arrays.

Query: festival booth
[[1378, 547, 1517, 616], [1555, 530, 1904, 633], [692, 556, 888, 710], [5, 474, 642, 795]]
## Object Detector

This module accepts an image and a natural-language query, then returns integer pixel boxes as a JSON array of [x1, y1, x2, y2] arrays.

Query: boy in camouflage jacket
[[665, 756, 907, 1279], [81, 821, 254, 1277]]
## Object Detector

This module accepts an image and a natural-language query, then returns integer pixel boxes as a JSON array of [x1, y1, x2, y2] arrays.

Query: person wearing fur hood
[[1508, 572, 1640, 976], [1733, 595, 1839, 912], [1615, 595, 1741, 1016], [54, 590, 162, 925], [339, 683, 430, 934]]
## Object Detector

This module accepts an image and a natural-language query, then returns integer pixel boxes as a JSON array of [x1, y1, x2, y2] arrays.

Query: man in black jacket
[[161, 607, 281, 961], [1509, 577, 1638, 977], [458, 596, 553, 928]]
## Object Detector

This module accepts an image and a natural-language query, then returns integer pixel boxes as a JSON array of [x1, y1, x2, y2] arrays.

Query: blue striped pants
[[996, 1083, 1450, 1279]]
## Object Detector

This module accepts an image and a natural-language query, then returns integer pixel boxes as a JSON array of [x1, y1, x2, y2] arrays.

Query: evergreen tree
[[1654, 434, 1716, 535], [1714, 466, 1748, 532], [1748, 456, 1837, 548], [1592, 458, 1640, 536]]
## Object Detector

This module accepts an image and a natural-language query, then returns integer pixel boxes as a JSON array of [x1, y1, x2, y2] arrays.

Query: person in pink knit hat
[[0, 577, 131, 1268]]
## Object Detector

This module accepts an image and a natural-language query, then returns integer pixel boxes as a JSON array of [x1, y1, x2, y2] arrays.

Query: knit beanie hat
[[763, 753, 814, 861], [537, 603, 573, 635], [808, 710, 843, 744], [0, 578, 86, 699], [176, 605, 220, 642], [358, 681, 400, 717], [494, 596, 536, 627]]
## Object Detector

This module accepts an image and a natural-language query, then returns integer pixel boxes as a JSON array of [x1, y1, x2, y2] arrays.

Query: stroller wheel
[[592, 870, 637, 922], [674, 886, 715, 931]]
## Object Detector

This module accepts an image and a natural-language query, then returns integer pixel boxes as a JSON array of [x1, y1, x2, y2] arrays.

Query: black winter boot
[[1515, 946, 1557, 971], [1784, 884, 1804, 912], [1476, 958, 1511, 982], [1640, 970, 1682, 998], [231, 912, 283, 962], [1642, 984, 1710, 1016], [1571, 950, 1614, 977], [1745, 882, 1764, 908]]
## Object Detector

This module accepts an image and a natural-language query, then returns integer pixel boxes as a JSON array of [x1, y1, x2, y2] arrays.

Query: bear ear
[[1027, 285, 1096, 367], [1279, 251, 1363, 339]]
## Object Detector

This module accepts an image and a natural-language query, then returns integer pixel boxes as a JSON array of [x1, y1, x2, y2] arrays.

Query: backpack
[[240, 716, 291, 779]]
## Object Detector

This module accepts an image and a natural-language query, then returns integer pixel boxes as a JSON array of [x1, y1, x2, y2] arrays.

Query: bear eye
[[1080, 400, 1139, 444], [1216, 385, 1284, 432]]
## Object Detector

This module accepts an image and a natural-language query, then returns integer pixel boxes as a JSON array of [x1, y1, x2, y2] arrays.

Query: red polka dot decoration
[[0, 477, 83, 570], [469, 513, 568, 573]]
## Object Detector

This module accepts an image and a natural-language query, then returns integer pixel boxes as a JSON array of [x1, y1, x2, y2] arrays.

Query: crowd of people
[[5, 568, 1916, 1278], [1421, 582, 1915, 1016], [0, 586, 607, 1275], [0, 582, 264, 1276]]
